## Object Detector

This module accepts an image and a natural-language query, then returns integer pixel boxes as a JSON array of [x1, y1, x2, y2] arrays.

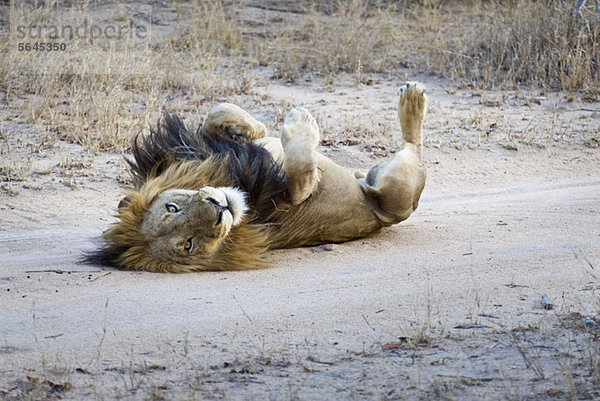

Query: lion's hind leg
[[357, 82, 427, 225], [280, 107, 320, 205], [202, 103, 268, 141]]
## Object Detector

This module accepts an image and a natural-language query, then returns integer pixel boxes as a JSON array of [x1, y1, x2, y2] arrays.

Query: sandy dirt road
[[1, 145, 599, 399]]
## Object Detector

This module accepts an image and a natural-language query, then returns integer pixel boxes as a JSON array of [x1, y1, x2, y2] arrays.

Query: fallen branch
[[91, 271, 111, 282]]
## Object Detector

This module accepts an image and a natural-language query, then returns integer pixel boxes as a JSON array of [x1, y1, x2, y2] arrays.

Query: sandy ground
[[1, 74, 600, 400]]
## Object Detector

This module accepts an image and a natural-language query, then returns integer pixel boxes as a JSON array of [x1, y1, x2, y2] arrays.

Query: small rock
[[541, 294, 554, 310]]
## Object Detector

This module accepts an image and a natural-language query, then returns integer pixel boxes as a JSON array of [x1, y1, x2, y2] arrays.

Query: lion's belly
[[268, 155, 383, 249]]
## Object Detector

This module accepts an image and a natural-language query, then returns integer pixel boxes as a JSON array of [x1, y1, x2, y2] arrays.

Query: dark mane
[[129, 112, 288, 221]]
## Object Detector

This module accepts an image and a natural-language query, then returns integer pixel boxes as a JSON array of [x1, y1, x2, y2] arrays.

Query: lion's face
[[141, 186, 247, 263]]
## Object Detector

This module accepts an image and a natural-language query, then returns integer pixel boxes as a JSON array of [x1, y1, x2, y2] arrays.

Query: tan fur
[[101, 82, 428, 273]]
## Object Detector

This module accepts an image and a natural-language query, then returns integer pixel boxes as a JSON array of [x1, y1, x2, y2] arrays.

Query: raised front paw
[[398, 81, 427, 116], [281, 107, 320, 148]]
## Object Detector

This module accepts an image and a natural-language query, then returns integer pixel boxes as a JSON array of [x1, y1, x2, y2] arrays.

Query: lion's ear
[[118, 196, 131, 210]]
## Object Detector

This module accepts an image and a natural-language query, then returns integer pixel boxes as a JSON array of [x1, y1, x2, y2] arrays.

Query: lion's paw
[[281, 107, 319, 148], [203, 103, 268, 140], [398, 82, 427, 115], [284, 107, 318, 130]]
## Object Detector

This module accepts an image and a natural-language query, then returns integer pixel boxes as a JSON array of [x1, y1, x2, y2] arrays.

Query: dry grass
[[1, 0, 598, 153], [2, 0, 253, 152], [253, 1, 404, 82], [423, 0, 600, 93], [251, 0, 600, 93]]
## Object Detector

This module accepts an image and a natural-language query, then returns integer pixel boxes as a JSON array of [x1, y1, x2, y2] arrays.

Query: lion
[[85, 82, 427, 273]]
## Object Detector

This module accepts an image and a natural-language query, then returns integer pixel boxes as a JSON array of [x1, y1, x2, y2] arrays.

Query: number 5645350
[[18, 42, 67, 51]]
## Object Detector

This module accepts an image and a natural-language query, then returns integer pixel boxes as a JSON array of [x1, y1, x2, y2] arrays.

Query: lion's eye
[[184, 238, 194, 253], [165, 203, 179, 213]]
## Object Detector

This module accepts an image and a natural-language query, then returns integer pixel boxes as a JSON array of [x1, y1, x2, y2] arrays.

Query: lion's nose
[[207, 197, 231, 211], [207, 197, 232, 226], [207, 197, 222, 208]]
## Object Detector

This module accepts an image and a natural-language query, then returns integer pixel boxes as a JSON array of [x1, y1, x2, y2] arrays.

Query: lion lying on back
[[86, 82, 427, 273]]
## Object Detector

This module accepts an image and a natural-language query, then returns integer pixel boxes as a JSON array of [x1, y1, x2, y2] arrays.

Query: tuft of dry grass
[[424, 0, 600, 93], [2, 1, 253, 152], [253, 1, 405, 82], [252, 0, 599, 93]]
